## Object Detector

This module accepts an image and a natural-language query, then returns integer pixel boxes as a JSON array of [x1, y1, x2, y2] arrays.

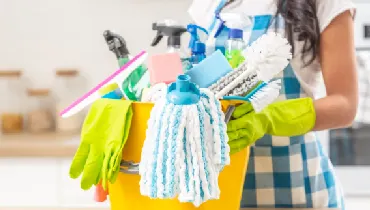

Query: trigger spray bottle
[[221, 13, 253, 68], [187, 24, 207, 66], [151, 20, 192, 71], [103, 30, 149, 101]]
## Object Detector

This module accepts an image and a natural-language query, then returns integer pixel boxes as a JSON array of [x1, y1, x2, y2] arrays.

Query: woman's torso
[[217, 0, 355, 208]]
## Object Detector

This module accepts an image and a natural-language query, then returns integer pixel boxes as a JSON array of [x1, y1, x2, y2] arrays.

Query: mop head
[[139, 79, 230, 207]]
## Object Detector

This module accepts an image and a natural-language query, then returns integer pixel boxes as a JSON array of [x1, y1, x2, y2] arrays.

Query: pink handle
[[59, 50, 146, 116], [94, 181, 108, 202]]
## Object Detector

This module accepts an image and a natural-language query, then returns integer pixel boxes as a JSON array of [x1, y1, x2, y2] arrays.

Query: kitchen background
[[0, 0, 369, 209]]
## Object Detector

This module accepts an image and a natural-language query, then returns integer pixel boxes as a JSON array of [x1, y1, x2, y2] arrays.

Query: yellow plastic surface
[[109, 101, 250, 210], [98, 83, 120, 96]]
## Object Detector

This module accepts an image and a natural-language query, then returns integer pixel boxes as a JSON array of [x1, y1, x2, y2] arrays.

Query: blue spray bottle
[[190, 41, 206, 66], [187, 24, 208, 66]]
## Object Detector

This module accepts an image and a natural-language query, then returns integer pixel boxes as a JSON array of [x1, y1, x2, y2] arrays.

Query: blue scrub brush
[[211, 32, 292, 122], [223, 80, 282, 123], [139, 75, 229, 207]]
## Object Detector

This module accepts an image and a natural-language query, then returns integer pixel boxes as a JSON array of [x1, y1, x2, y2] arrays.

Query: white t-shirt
[[222, 0, 356, 98]]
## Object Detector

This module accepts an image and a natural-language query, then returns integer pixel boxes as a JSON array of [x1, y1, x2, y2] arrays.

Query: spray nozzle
[[187, 24, 208, 50], [151, 21, 187, 47], [167, 75, 200, 105], [103, 30, 130, 59]]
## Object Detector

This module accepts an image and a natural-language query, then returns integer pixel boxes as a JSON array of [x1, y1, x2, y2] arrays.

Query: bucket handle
[[120, 160, 139, 174]]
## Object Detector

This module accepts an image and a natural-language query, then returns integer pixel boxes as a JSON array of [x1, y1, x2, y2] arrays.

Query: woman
[[221, 0, 357, 209]]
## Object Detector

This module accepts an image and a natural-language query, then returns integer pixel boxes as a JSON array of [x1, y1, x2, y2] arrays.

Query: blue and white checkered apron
[[215, 15, 345, 209]]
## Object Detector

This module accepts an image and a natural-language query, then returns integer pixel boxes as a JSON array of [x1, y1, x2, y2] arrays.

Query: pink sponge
[[148, 53, 183, 85]]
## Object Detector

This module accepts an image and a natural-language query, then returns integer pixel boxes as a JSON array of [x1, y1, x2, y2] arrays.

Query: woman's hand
[[227, 98, 316, 154], [227, 103, 267, 154]]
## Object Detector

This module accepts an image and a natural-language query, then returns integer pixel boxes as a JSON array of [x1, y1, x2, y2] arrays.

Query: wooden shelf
[[0, 132, 80, 157]]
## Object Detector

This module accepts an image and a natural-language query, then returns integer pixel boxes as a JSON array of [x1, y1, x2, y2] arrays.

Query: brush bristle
[[249, 80, 282, 112], [244, 32, 292, 82]]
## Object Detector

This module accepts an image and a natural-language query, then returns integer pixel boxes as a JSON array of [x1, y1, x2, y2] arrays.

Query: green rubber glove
[[69, 99, 133, 190], [227, 97, 316, 154]]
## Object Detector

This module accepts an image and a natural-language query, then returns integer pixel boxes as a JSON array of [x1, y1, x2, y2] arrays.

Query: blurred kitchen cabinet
[[0, 158, 59, 207], [58, 158, 110, 208], [346, 197, 370, 210]]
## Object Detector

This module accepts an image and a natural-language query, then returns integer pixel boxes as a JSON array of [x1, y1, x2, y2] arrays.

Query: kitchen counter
[[0, 132, 80, 157]]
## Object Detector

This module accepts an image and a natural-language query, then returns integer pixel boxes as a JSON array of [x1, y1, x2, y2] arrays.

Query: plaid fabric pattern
[[215, 15, 345, 209]]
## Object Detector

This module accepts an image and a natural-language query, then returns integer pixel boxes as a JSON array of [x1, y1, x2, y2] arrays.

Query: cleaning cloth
[[227, 97, 316, 154], [69, 99, 133, 190]]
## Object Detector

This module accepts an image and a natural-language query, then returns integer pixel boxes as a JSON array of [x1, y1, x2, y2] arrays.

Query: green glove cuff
[[227, 97, 316, 154], [263, 97, 316, 136]]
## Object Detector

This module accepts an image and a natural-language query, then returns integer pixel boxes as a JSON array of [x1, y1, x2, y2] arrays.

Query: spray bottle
[[205, 16, 225, 56], [103, 30, 149, 101], [187, 24, 208, 66], [220, 13, 253, 68], [151, 20, 191, 71], [190, 41, 206, 66]]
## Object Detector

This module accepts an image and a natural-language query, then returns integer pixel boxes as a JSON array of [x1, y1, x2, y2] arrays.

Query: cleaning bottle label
[[225, 49, 245, 69], [119, 58, 150, 101]]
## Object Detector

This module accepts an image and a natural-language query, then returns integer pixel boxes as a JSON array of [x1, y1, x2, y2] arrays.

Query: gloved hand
[[69, 99, 133, 190], [227, 97, 316, 154]]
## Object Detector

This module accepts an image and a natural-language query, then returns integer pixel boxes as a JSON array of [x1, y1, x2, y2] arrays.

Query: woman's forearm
[[314, 11, 358, 131], [313, 94, 357, 131]]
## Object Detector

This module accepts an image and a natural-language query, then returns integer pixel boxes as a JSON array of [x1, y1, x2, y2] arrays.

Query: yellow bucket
[[109, 101, 250, 210]]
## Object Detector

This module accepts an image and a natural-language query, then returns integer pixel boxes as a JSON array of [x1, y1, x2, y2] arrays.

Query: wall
[[353, 0, 370, 48], [0, 0, 192, 90], [1, 0, 369, 90]]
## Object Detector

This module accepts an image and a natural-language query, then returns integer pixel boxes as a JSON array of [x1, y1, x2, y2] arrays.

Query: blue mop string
[[200, 91, 227, 169], [150, 102, 168, 198], [214, 99, 228, 169], [160, 104, 175, 198], [167, 107, 182, 197], [182, 128, 190, 196], [196, 104, 211, 201]]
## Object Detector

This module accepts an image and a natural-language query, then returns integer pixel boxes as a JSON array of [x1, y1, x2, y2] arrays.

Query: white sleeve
[[316, 0, 356, 33]]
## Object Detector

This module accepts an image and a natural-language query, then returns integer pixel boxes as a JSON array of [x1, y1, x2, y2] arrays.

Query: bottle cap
[[228, 29, 243, 39], [167, 75, 200, 105], [192, 41, 206, 54]]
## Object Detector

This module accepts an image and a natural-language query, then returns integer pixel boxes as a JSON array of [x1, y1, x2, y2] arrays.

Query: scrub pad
[[148, 53, 183, 85], [185, 50, 233, 88]]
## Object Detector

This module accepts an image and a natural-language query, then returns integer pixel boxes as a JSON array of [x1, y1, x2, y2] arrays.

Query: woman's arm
[[313, 10, 358, 131]]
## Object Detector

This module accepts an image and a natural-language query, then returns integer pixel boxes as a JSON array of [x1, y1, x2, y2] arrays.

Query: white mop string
[[155, 103, 175, 198], [183, 105, 202, 204], [148, 101, 169, 198], [192, 105, 210, 205], [164, 105, 181, 198], [139, 99, 166, 196], [174, 107, 188, 198], [201, 89, 230, 169], [197, 102, 218, 201], [139, 89, 230, 206]]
